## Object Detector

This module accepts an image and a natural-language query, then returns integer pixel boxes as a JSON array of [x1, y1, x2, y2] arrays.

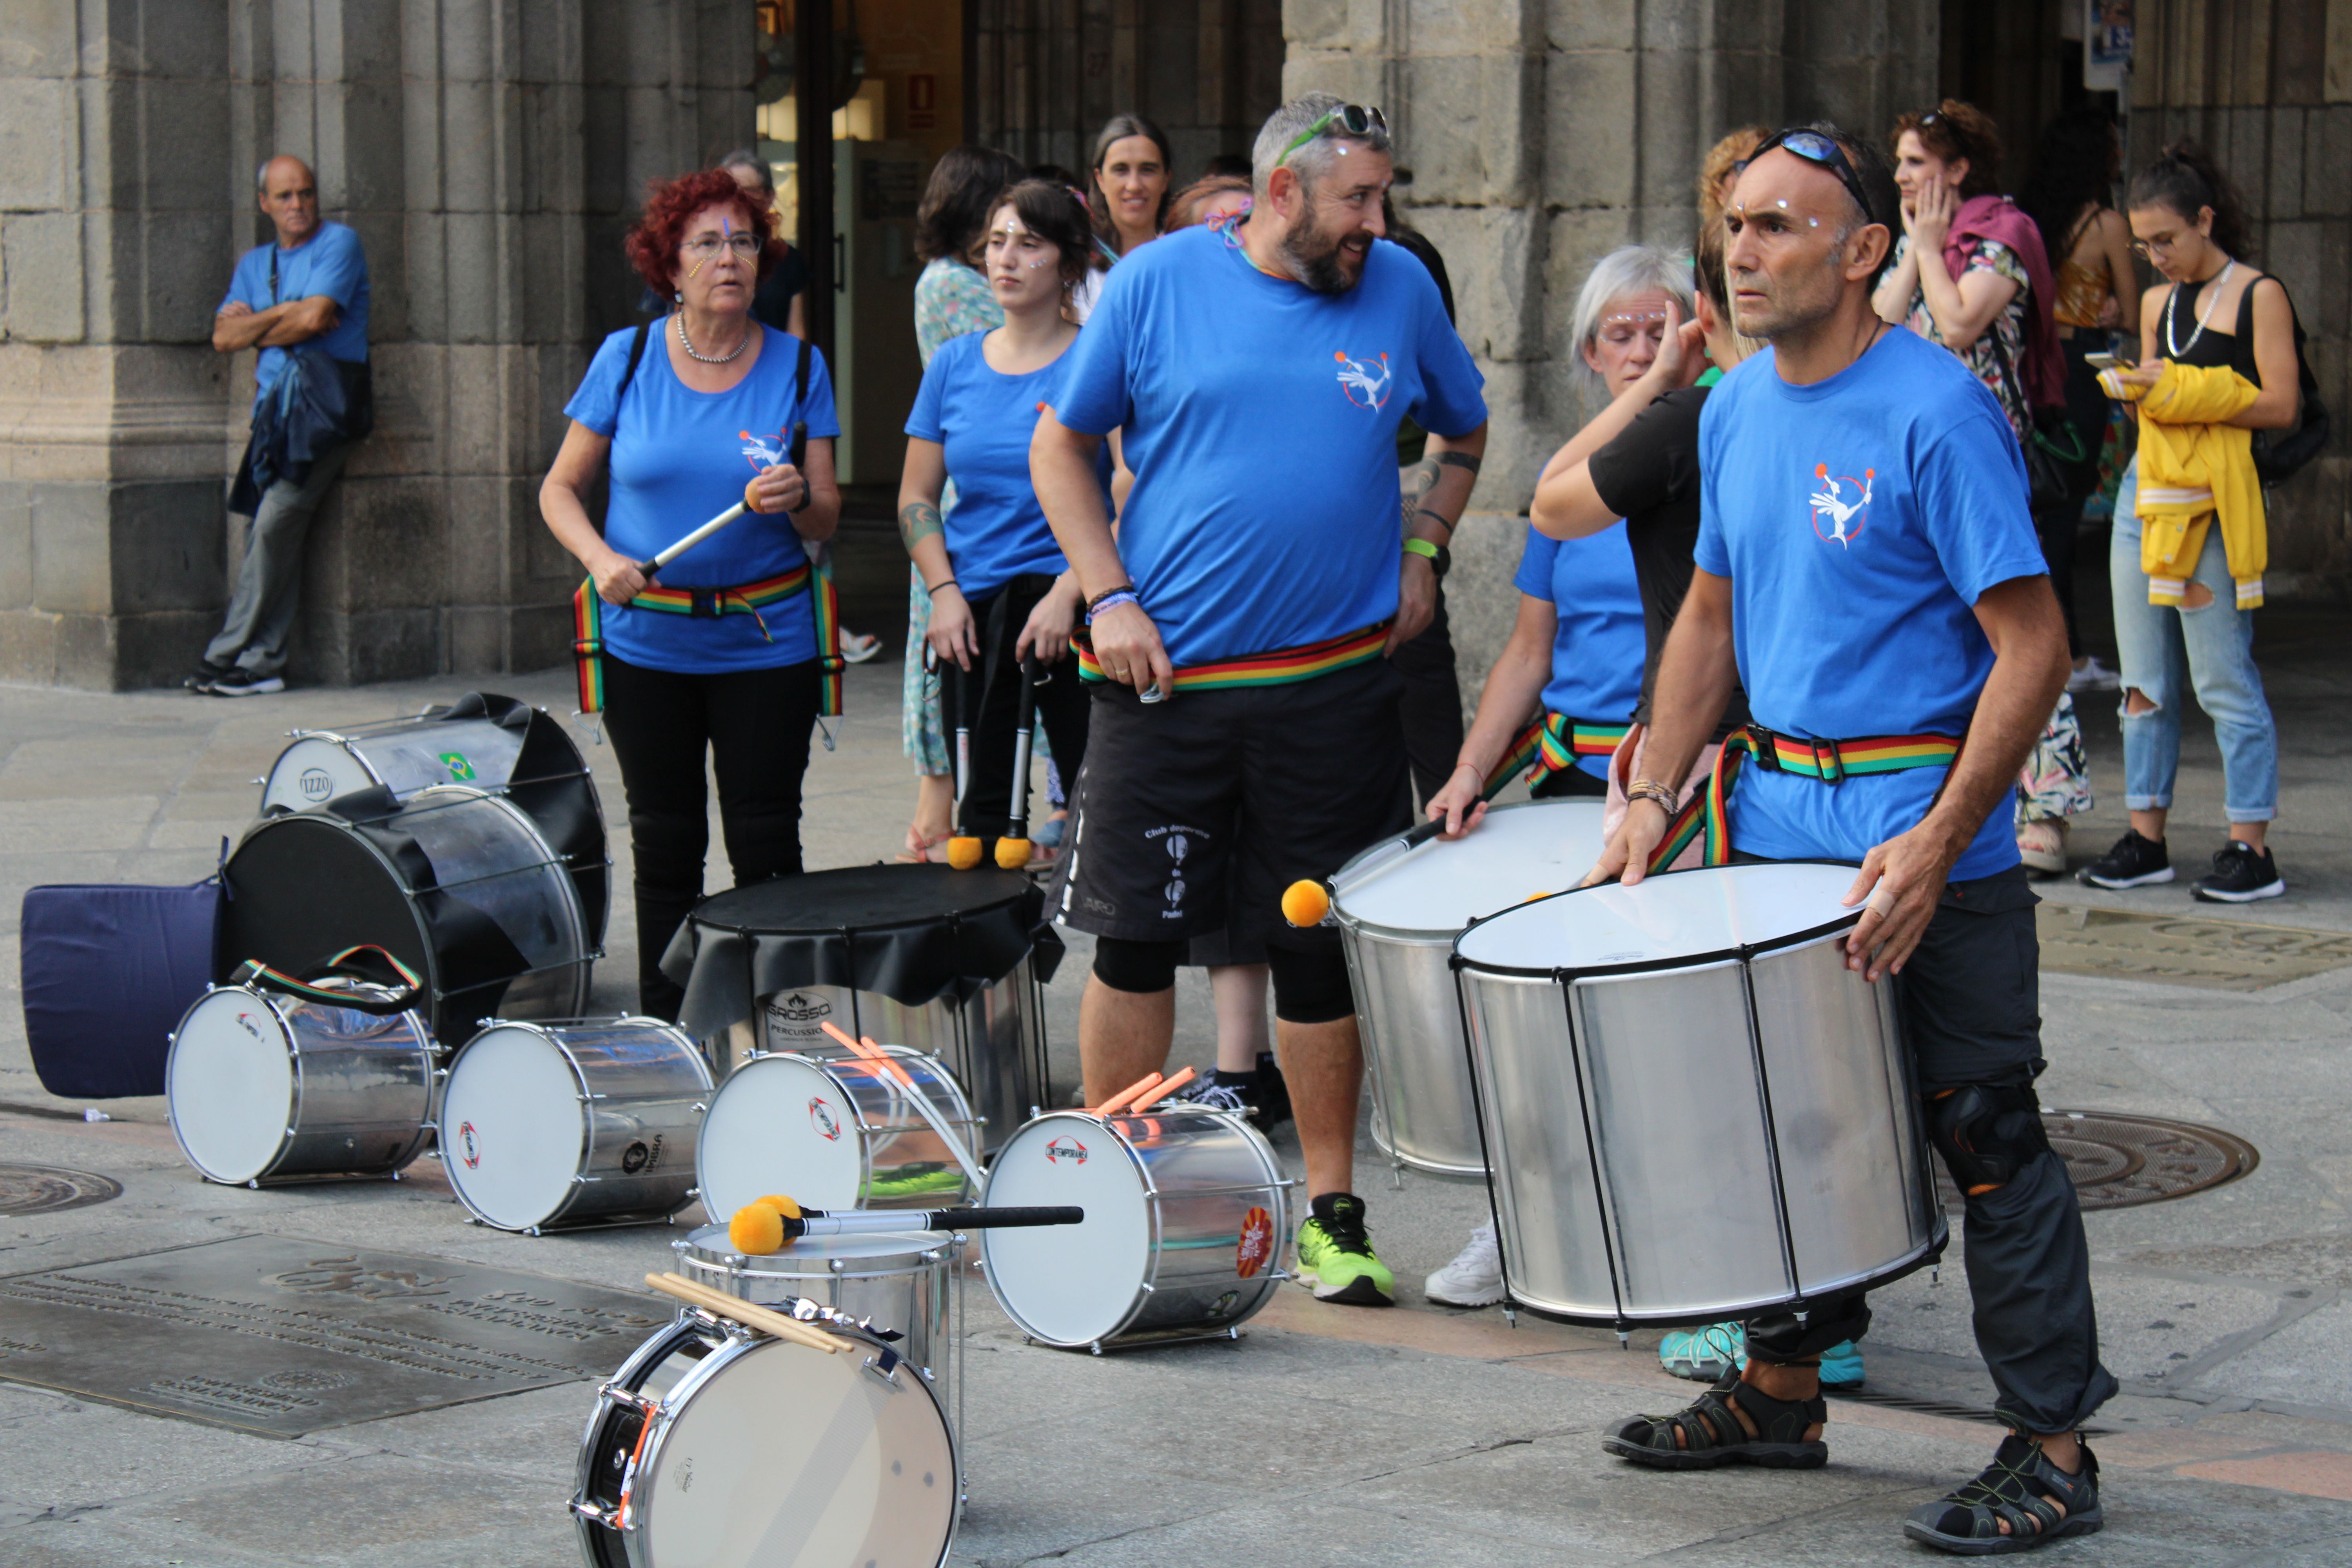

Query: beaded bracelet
[[1625, 778, 1679, 812], [1085, 590, 1139, 624]]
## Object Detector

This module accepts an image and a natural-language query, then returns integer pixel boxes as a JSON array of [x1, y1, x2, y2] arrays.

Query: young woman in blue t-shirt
[[541, 169, 842, 1019], [898, 180, 1106, 861]]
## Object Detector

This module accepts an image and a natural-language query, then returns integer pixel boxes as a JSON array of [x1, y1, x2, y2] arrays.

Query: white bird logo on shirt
[[1334, 350, 1393, 412], [1809, 464, 1875, 546]]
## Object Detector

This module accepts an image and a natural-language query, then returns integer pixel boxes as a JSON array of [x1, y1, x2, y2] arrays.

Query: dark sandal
[[1903, 1434, 2103, 1555], [1601, 1368, 1828, 1470]]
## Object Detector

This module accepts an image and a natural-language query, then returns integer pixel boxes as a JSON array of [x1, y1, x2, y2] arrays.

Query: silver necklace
[[675, 310, 751, 365], [2163, 258, 2235, 359]]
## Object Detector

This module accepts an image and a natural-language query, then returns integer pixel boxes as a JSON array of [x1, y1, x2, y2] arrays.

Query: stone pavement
[[5, 628, 2352, 1565]]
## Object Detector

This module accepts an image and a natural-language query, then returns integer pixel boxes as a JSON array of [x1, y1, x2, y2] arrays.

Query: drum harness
[[570, 325, 846, 744], [229, 944, 424, 1015], [1481, 711, 1633, 798], [1068, 618, 1392, 692]]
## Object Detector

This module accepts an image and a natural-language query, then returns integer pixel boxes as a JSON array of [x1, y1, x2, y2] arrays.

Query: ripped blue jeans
[[2108, 459, 2279, 822]]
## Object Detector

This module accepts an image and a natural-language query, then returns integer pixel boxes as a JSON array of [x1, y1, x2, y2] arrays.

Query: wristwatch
[[1402, 538, 1452, 579]]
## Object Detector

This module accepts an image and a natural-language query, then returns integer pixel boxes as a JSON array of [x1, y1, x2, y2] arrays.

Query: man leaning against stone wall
[[187, 155, 373, 697]]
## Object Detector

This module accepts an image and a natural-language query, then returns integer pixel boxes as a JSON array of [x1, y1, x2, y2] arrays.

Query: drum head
[[261, 736, 378, 814], [167, 989, 296, 1184], [1334, 800, 1608, 934], [222, 813, 430, 996], [1453, 860, 1860, 976], [980, 1116, 1151, 1346], [440, 1025, 588, 1229], [637, 1334, 955, 1568], [676, 1223, 947, 1281], [697, 1055, 865, 1219]]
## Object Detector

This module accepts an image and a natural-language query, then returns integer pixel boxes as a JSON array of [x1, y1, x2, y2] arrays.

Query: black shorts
[[1056, 659, 1410, 952]]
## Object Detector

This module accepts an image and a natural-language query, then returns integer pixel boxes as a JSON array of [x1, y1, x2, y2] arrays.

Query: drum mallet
[[728, 1199, 1083, 1252], [945, 653, 984, 870], [1281, 819, 1449, 927], [639, 420, 811, 575], [996, 651, 1043, 869]]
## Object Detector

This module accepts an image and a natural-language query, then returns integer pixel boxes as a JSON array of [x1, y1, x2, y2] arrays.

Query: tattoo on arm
[[1402, 457, 1442, 502], [1438, 450, 1482, 474], [899, 501, 944, 552]]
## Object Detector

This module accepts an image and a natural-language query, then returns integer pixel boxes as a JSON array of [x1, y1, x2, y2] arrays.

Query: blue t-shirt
[[220, 222, 371, 412], [1512, 522, 1645, 780], [1054, 223, 1488, 666], [1693, 328, 2046, 878], [564, 323, 842, 673], [904, 330, 1109, 601]]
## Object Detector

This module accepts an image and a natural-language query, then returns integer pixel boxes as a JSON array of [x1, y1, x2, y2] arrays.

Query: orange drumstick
[[819, 1020, 918, 1089], [1126, 1065, 1196, 1110], [1091, 1071, 1163, 1117]]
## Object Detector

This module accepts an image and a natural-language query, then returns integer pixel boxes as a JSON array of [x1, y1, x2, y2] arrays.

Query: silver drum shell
[[693, 1047, 978, 1218], [439, 1017, 712, 1233], [716, 958, 1046, 1156], [165, 985, 436, 1186], [670, 1224, 959, 1387], [979, 1106, 1291, 1351], [1457, 926, 1945, 1326]]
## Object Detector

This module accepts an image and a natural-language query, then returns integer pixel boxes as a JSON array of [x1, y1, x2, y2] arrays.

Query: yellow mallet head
[[728, 1200, 786, 1255], [946, 836, 983, 870], [756, 1193, 802, 1219], [995, 837, 1032, 869], [743, 476, 766, 514], [1281, 879, 1331, 928]]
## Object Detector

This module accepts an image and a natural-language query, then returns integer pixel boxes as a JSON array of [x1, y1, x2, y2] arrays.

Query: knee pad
[[1927, 1082, 2051, 1196], [1091, 935, 1184, 995], [1268, 944, 1355, 1025]]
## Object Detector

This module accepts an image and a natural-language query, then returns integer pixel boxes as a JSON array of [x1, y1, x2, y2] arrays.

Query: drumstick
[[1283, 818, 1453, 926], [946, 659, 982, 869], [1091, 1071, 1164, 1117], [778, 1203, 1084, 1236], [1125, 1065, 1196, 1109], [643, 1271, 852, 1353], [996, 651, 1042, 869], [816, 1022, 985, 1190], [643, 498, 747, 573]]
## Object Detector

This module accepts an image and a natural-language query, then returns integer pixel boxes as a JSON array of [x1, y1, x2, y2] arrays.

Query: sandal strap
[[1726, 1377, 1827, 1444], [1628, 1372, 1820, 1453]]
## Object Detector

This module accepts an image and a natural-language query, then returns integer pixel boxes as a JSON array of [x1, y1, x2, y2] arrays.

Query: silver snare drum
[[671, 1224, 961, 1394], [438, 1017, 711, 1234], [166, 984, 435, 1187], [1334, 800, 1606, 1180], [1452, 860, 1947, 1327], [980, 1103, 1291, 1351], [694, 1048, 978, 1220]]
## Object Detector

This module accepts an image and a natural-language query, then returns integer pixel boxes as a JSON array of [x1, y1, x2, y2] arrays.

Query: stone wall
[[0, 0, 753, 691], [2130, 0, 2352, 601], [1283, 0, 1938, 708]]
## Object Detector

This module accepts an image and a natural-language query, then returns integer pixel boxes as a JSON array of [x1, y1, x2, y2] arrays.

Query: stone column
[[1283, 0, 1936, 703], [0, 0, 752, 691]]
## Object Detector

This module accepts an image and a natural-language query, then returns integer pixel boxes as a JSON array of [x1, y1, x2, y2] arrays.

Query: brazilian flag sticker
[[440, 753, 475, 782]]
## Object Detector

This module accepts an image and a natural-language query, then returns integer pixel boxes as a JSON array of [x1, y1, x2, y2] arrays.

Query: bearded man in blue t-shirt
[[1032, 93, 1490, 1308], [1589, 126, 2118, 1554]]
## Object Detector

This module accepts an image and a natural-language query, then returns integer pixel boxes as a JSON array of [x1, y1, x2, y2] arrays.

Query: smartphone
[[2084, 352, 2125, 370]]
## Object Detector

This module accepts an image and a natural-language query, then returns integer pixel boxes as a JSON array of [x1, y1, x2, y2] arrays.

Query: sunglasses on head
[[1279, 103, 1388, 165], [1744, 129, 1879, 227]]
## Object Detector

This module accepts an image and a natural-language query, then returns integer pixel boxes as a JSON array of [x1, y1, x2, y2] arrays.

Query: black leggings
[[601, 652, 820, 1019], [945, 574, 1090, 848]]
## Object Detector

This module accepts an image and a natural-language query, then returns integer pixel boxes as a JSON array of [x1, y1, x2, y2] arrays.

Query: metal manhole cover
[[0, 1164, 123, 1216], [1935, 1112, 2257, 1212], [2038, 905, 2352, 990]]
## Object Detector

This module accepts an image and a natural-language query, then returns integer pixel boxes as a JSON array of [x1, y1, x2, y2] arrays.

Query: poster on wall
[[2085, 0, 2133, 92]]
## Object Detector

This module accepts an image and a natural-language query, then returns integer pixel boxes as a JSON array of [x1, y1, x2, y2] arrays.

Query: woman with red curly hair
[[541, 167, 842, 1020]]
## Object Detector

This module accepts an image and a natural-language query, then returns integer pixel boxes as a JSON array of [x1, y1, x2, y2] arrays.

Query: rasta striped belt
[[1071, 621, 1390, 693], [1481, 712, 1632, 798], [572, 559, 844, 718], [1643, 724, 1962, 873]]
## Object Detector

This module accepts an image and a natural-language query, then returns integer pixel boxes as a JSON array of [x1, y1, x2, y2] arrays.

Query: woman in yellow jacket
[[2076, 143, 2304, 903]]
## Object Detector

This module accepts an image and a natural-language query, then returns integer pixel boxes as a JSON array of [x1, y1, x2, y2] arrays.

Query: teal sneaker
[[1293, 1193, 1394, 1307], [1818, 1338, 1864, 1391], [1660, 1321, 1745, 1381]]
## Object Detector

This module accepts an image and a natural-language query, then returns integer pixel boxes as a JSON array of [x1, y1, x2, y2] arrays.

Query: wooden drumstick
[[643, 1271, 852, 1354]]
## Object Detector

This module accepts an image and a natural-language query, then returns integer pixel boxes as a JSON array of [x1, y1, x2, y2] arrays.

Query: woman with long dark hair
[[1088, 114, 1173, 260], [2078, 142, 2305, 904], [898, 180, 1108, 863], [541, 169, 841, 1019]]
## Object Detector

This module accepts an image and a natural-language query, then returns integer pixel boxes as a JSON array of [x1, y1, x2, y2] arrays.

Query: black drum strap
[[232, 944, 423, 1016]]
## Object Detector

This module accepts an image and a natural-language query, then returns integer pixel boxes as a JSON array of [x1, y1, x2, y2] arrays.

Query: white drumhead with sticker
[[696, 1054, 864, 1219], [167, 987, 297, 1184], [979, 1114, 1152, 1346], [439, 1024, 588, 1229]]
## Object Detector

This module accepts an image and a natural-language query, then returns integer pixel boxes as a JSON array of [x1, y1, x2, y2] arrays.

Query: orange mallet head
[[743, 476, 767, 514], [946, 836, 983, 870], [1281, 880, 1331, 928], [994, 837, 1032, 869], [728, 1200, 786, 1255]]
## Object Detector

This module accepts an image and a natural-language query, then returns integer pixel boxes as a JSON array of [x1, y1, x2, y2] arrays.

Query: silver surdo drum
[[256, 691, 610, 954], [664, 866, 1057, 1155], [166, 981, 435, 1187], [695, 1047, 977, 1220], [223, 785, 594, 1044], [573, 1310, 957, 1568], [1333, 800, 1606, 1180], [980, 1101, 1290, 1352], [671, 1223, 962, 1394], [438, 1018, 711, 1233], [1452, 860, 1946, 1328]]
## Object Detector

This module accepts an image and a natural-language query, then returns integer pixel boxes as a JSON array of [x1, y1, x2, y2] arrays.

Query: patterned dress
[[903, 257, 1005, 776]]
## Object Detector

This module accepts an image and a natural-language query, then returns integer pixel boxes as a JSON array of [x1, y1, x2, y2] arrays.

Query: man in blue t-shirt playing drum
[[1588, 126, 2118, 1554], [1033, 93, 1490, 1307]]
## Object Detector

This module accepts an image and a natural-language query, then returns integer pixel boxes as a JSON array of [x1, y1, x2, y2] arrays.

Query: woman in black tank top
[[2076, 142, 2303, 906]]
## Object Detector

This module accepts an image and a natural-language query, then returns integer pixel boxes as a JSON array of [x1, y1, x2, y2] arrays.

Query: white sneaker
[[840, 631, 882, 664], [1423, 1222, 1504, 1308], [2067, 656, 2121, 693]]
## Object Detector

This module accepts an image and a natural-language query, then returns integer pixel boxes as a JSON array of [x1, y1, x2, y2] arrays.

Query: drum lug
[[690, 1103, 706, 1116], [568, 1497, 620, 1529], [862, 1347, 904, 1388], [597, 1381, 658, 1416]]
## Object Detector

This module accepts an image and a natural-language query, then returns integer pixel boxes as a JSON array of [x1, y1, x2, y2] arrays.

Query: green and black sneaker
[[1294, 1192, 1394, 1307]]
